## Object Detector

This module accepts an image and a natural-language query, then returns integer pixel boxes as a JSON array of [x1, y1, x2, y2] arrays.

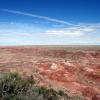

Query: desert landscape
[[0, 45, 100, 100]]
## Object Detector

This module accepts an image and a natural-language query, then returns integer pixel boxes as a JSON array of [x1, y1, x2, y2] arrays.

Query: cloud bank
[[0, 9, 100, 45], [44, 24, 99, 38]]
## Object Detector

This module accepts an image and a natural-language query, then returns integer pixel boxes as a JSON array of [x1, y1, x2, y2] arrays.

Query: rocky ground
[[0, 46, 100, 100]]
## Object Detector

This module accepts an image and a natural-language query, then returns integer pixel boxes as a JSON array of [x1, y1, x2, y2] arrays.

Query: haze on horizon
[[0, 0, 100, 46]]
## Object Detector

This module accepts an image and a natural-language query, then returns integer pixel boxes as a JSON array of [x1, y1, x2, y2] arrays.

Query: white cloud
[[0, 33, 32, 37], [45, 30, 83, 37], [1, 9, 73, 25], [44, 25, 96, 38], [0, 21, 100, 45], [0, 22, 43, 38]]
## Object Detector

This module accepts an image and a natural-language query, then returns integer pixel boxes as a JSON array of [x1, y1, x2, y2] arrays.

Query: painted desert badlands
[[0, 46, 100, 100]]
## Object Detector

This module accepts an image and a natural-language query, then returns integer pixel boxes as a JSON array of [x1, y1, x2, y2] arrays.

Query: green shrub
[[0, 73, 34, 100], [38, 87, 59, 100], [0, 72, 84, 100]]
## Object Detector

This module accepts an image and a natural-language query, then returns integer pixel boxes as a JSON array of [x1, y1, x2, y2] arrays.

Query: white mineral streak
[[50, 63, 58, 69]]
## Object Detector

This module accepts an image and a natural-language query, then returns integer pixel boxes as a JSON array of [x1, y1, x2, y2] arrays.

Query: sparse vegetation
[[0, 72, 84, 100]]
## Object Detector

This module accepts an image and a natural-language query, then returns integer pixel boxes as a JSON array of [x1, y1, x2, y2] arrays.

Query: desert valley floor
[[0, 45, 100, 100]]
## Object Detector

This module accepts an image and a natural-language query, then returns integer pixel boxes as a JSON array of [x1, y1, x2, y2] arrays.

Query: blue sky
[[0, 0, 100, 45]]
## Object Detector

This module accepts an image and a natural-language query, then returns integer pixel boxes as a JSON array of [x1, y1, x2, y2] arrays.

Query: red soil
[[0, 46, 100, 100]]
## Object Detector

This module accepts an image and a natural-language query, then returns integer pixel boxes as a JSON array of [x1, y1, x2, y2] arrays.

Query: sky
[[0, 0, 100, 45]]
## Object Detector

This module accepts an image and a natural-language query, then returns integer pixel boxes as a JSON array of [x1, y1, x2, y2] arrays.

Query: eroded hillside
[[0, 46, 100, 100]]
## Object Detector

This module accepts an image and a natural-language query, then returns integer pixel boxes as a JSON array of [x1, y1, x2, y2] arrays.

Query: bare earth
[[0, 45, 100, 100]]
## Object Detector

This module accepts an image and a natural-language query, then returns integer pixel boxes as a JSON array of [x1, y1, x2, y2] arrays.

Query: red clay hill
[[0, 46, 100, 100]]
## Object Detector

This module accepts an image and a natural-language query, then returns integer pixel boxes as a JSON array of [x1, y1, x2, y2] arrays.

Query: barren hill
[[0, 46, 100, 100]]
